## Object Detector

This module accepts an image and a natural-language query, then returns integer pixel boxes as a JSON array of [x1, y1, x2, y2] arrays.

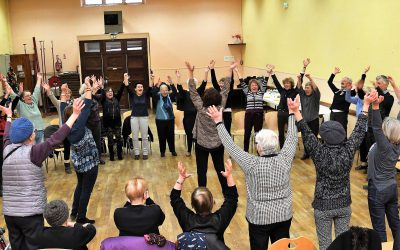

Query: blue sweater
[[345, 90, 363, 117]]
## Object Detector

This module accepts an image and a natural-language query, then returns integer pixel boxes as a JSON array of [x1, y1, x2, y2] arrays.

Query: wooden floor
[[0, 111, 396, 250]]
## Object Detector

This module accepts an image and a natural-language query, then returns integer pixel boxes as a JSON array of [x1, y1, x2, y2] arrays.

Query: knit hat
[[44, 200, 69, 227], [320, 120, 346, 145], [10, 117, 34, 144]]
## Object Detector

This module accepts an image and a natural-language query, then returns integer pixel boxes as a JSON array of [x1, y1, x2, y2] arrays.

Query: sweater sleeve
[[345, 90, 358, 104], [31, 125, 71, 167], [260, 76, 268, 94], [197, 80, 207, 97], [3, 121, 11, 149], [371, 109, 391, 152], [279, 115, 298, 160], [32, 86, 41, 105], [215, 185, 238, 231], [272, 74, 283, 93], [170, 188, 194, 231], [68, 98, 92, 144], [346, 113, 368, 155], [240, 78, 249, 94], [220, 77, 230, 108], [189, 79, 203, 111], [211, 69, 220, 91], [296, 119, 321, 158], [217, 123, 257, 173], [75, 223, 97, 247], [12, 96, 19, 112], [48, 93, 61, 116], [327, 74, 339, 93], [115, 83, 125, 101]]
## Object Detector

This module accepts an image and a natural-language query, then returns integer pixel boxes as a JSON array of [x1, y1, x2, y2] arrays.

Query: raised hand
[[178, 161, 192, 180], [209, 60, 215, 69], [305, 73, 311, 79], [388, 76, 396, 86], [374, 95, 385, 105], [90, 75, 97, 85], [18, 82, 23, 95], [41, 82, 50, 92], [333, 67, 341, 75], [303, 58, 311, 68], [0, 102, 12, 117], [167, 75, 173, 84], [72, 98, 85, 116], [98, 76, 104, 89], [287, 95, 300, 114], [230, 61, 239, 70], [123, 73, 130, 86], [364, 66, 371, 74], [175, 70, 181, 78], [221, 159, 233, 178], [37, 72, 43, 82], [206, 105, 223, 123], [364, 90, 378, 105], [185, 61, 195, 72], [84, 76, 91, 88], [266, 64, 275, 74]]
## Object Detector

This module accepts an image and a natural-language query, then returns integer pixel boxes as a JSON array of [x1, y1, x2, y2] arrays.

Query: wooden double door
[[79, 38, 149, 108]]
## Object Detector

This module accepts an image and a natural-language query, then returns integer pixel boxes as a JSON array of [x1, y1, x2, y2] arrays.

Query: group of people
[[0, 57, 400, 250]]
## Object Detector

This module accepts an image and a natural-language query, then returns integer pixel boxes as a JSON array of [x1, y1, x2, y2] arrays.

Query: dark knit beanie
[[44, 200, 69, 227], [10, 117, 34, 144], [320, 120, 346, 145]]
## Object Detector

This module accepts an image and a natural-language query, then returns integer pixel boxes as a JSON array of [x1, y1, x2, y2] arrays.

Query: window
[[82, 0, 144, 6], [106, 41, 122, 52], [127, 40, 143, 51], [84, 42, 101, 53]]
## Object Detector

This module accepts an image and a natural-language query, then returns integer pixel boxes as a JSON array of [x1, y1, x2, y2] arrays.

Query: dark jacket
[[211, 69, 234, 110], [95, 84, 125, 128], [176, 81, 207, 114], [170, 185, 238, 249]]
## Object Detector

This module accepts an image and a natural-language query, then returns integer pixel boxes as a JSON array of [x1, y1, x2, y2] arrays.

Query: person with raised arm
[[175, 68, 207, 156], [271, 61, 304, 149], [294, 89, 375, 250], [2, 98, 84, 250], [9, 72, 46, 144], [186, 61, 231, 192], [207, 93, 297, 249], [388, 76, 400, 120], [151, 75, 177, 157], [170, 161, 238, 249], [209, 60, 235, 134], [62, 79, 100, 225], [234, 64, 269, 152]]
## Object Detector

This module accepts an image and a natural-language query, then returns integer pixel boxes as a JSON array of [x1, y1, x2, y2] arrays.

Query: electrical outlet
[[224, 56, 235, 62]]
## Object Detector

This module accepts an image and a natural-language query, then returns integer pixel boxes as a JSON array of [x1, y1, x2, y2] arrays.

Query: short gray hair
[[255, 129, 279, 155], [342, 76, 352, 84], [382, 117, 400, 144], [376, 75, 389, 85]]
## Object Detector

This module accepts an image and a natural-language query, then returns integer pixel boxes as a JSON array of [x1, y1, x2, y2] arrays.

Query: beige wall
[[9, 0, 242, 80], [0, 0, 11, 54]]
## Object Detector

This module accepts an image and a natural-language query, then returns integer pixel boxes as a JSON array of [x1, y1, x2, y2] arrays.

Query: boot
[[64, 161, 72, 174], [117, 144, 123, 160], [109, 145, 115, 161]]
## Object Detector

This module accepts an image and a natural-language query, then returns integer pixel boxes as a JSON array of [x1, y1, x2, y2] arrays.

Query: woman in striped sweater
[[207, 96, 298, 250], [234, 66, 269, 152]]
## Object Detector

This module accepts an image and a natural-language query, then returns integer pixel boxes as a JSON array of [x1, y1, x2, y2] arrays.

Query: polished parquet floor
[[0, 111, 396, 250]]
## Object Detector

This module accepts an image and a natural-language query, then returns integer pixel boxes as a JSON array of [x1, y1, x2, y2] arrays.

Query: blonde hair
[[125, 177, 148, 201], [255, 129, 279, 155], [283, 77, 295, 88], [382, 117, 400, 144]]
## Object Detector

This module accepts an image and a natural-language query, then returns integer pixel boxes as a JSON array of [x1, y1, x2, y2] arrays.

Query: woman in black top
[[272, 60, 309, 148], [175, 69, 207, 157], [95, 81, 125, 161], [209, 60, 235, 134]]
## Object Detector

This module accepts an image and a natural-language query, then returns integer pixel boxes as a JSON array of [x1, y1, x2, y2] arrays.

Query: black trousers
[[248, 218, 292, 250], [223, 112, 232, 135], [278, 111, 289, 149], [71, 165, 99, 220], [155, 119, 175, 154], [303, 118, 320, 156], [5, 214, 44, 250], [63, 138, 70, 162], [244, 110, 264, 152], [87, 123, 102, 160], [330, 111, 348, 134], [105, 126, 123, 159], [183, 112, 196, 153], [359, 132, 368, 163], [195, 144, 228, 193]]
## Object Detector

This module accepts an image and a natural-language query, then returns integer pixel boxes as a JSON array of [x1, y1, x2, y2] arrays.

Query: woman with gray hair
[[367, 95, 400, 250], [207, 98, 298, 250]]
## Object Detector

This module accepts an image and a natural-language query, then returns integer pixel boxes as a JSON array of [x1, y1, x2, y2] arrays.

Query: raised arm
[[186, 62, 203, 110], [220, 63, 237, 107], [388, 76, 400, 101], [279, 96, 299, 159], [270, 65, 283, 93], [328, 67, 341, 93], [345, 89, 358, 105], [32, 73, 43, 104], [234, 68, 248, 94], [209, 60, 219, 90], [371, 94, 391, 152], [43, 82, 60, 114]]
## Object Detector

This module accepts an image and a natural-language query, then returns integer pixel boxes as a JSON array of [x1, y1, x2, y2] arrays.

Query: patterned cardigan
[[217, 115, 298, 225]]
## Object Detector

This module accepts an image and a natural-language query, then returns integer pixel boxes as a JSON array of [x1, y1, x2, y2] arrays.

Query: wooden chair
[[264, 111, 278, 132], [231, 111, 246, 142], [122, 110, 132, 120], [269, 236, 314, 250], [173, 105, 188, 147]]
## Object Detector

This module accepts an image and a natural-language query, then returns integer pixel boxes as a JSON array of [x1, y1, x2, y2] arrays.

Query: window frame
[[82, 0, 145, 7]]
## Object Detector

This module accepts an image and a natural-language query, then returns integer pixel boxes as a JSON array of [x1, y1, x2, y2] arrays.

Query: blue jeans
[[368, 182, 400, 250], [35, 130, 44, 144], [71, 165, 98, 220]]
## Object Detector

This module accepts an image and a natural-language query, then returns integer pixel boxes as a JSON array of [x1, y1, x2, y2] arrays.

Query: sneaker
[[142, 155, 148, 160], [171, 152, 177, 156], [134, 155, 140, 160], [355, 165, 368, 170], [185, 152, 191, 157], [70, 214, 77, 221], [76, 217, 95, 224], [64, 163, 72, 174]]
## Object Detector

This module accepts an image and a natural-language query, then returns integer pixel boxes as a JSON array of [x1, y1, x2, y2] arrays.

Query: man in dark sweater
[[114, 178, 165, 236], [327, 67, 357, 134], [38, 200, 96, 250]]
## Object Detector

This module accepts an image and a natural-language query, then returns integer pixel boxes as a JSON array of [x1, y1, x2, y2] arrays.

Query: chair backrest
[[269, 236, 314, 250], [264, 111, 278, 131], [232, 111, 246, 131], [100, 236, 176, 250], [122, 110, 132, 120], [50, 118, 60, 126], [173, 105, 184, 130]]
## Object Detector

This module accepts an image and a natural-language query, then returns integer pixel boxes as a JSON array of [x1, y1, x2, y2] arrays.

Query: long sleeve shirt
[[345, 90, 364, 117], [272, 74, 299, 113], [367, 109, 400, 191], [297, 114, 368, 211], [126, 84, 152, 117], [327, 74, 356, 112], [240, 77, 268, 111], [61, 98, 92, 144], [189, 78, 229, 149], [211, 69, 234, 110], [217, 115, 297, 225], [176, 81, 207, 114]]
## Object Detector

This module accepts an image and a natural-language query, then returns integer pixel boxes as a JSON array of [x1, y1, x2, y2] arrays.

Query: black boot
[[64, 161, 72, 174], [109, 145, 115, 161], [117, 144, 123, 160]]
